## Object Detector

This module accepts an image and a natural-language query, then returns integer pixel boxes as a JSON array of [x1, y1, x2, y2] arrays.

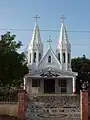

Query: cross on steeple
[[34, 14, 40, 23], [60, 15, 66, 23], [47, 36, 52, 48]]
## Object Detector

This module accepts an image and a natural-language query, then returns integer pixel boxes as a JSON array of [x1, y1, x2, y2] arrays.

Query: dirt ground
[[0, 115, 20, 120]]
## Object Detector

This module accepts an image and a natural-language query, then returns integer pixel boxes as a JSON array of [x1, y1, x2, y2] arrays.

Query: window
[[61, 79, 67, 87], [33, 52, 36, 63], [30, 53, 31, 63], [48, 56, 51, 63], [39, 53, 41, 61], [68, 53, 70, 63], [58, 53, 60, 62], [32, 79, 40, 87], [58, 79, 67, 93], [61, 87, 67, 92], [63, 53, 65, 63]]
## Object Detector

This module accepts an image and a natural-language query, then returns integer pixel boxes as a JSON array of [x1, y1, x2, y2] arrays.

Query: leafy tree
[[71, 55, 90, 92], [0, 32, 28, 88]]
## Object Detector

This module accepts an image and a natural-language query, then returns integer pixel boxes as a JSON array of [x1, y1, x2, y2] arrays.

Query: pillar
[[31, 51, 34, 64], [23, 77, 26, 90], [73, 77, 76, 94], [67, 78, 72, 94], [17, 90, 26, 119], [40, 79, 44, 93], [80, 90, 88, 120], [55, 79, 59, 93], [66, 51, 68, 70], [26, 79, 30, 94], [37, 50, 39, 64]]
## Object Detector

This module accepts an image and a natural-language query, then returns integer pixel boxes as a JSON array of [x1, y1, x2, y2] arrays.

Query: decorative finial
[[80, 80, 89, 90], [34, 14, 40, 24], [60, 15, 66, 23], [47, 36, 52, 48]]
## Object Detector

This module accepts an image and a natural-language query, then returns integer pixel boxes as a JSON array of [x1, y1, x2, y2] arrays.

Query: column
[[73, 77, 76, 94], [31, 51, 34, 64], [67, 78, 72, 94], [23, 77, 26, 90], [26, 79, 29, 94], [80, 90, 88, 120], [37, 51, 39, 64], [66, 51, 68, 70], [40, 79, 44, 93], [55, 79, 59, 93], [17, 90, 26, 119], [29, 79, 32, 93]]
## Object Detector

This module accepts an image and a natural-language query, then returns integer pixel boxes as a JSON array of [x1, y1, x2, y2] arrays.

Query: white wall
[[31, 87, 40, 94]]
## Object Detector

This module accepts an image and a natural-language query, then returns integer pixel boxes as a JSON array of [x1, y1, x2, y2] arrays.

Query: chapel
[[24, 15, 77, 94]]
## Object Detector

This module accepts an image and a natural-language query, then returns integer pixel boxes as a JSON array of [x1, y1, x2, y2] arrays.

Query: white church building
[[24, 16, 77, 94]]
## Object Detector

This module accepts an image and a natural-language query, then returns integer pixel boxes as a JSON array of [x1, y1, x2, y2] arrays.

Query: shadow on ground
[[0, 115, 20, 120]]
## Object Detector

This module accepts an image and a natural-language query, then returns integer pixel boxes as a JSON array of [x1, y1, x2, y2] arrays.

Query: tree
[[71, 55, 90, 92], [0, 32, 29, 88]]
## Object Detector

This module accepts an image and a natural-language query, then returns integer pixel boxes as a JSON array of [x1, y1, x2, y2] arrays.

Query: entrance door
[[44, 79, 55, 93]]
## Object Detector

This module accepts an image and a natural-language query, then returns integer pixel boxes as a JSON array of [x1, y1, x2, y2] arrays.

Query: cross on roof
[[60, 15, 66, 23], [47, 36, 52, 48], [34, 14, 40, 23]]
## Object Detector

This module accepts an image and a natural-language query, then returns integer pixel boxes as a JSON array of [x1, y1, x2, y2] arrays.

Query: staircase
[[25, 94, 80, 120]]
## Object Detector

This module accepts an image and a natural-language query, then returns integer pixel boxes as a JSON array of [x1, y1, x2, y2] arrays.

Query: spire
[[30, 14, 42, 47], [58, 15, 68, 46]]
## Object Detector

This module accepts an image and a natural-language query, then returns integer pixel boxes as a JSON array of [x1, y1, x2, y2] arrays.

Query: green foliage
[[71, 55, 90, 92], [0, 32, 29, 87]]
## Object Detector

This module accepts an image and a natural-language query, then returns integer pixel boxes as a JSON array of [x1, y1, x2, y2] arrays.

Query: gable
[[38, 48, 61, 70]]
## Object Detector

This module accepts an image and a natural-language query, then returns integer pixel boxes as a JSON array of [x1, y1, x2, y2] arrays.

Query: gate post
[[80, 90, 88, 120], [17, 89, 26, 120]]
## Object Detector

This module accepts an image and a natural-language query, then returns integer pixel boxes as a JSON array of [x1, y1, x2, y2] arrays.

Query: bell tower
[[56, 15, 71, 71], [28, 15, 43, 69]]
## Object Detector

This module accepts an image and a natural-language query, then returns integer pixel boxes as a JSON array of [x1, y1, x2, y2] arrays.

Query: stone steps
[[25, 94, 80, 120]]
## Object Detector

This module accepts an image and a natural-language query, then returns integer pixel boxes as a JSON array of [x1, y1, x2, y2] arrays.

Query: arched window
[[48, 56, 51, 63], [30, 53, 31, 63], [63, 53, 65, 63], [68, 53, 70, 63], [58, 53, 60, 62], [33, 52, 36, 63], [39, 53, 41, 61]]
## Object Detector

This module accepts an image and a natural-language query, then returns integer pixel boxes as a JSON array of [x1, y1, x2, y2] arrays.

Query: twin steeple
[[57, 15, 69, 49], [28, 15, 71, 71], [28, 15, 43, 67], [30, 15, 43, 47], [56, 15, 71, 70]]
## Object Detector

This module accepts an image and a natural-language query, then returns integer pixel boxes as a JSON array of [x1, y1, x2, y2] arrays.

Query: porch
[[24, 77, 76, 94], [24, 68, 77, 94]]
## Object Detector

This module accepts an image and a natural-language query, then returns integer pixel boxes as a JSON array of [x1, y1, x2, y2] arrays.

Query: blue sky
[[0, 0, 90, 57]]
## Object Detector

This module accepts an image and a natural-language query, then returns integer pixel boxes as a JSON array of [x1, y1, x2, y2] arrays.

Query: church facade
[[24, 16, 77, 94]]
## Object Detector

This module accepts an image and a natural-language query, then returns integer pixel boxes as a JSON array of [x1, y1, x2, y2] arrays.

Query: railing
[[0, 89, 18, 103]]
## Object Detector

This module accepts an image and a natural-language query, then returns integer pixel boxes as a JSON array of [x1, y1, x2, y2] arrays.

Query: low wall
[[0, 102, 18, 117]]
